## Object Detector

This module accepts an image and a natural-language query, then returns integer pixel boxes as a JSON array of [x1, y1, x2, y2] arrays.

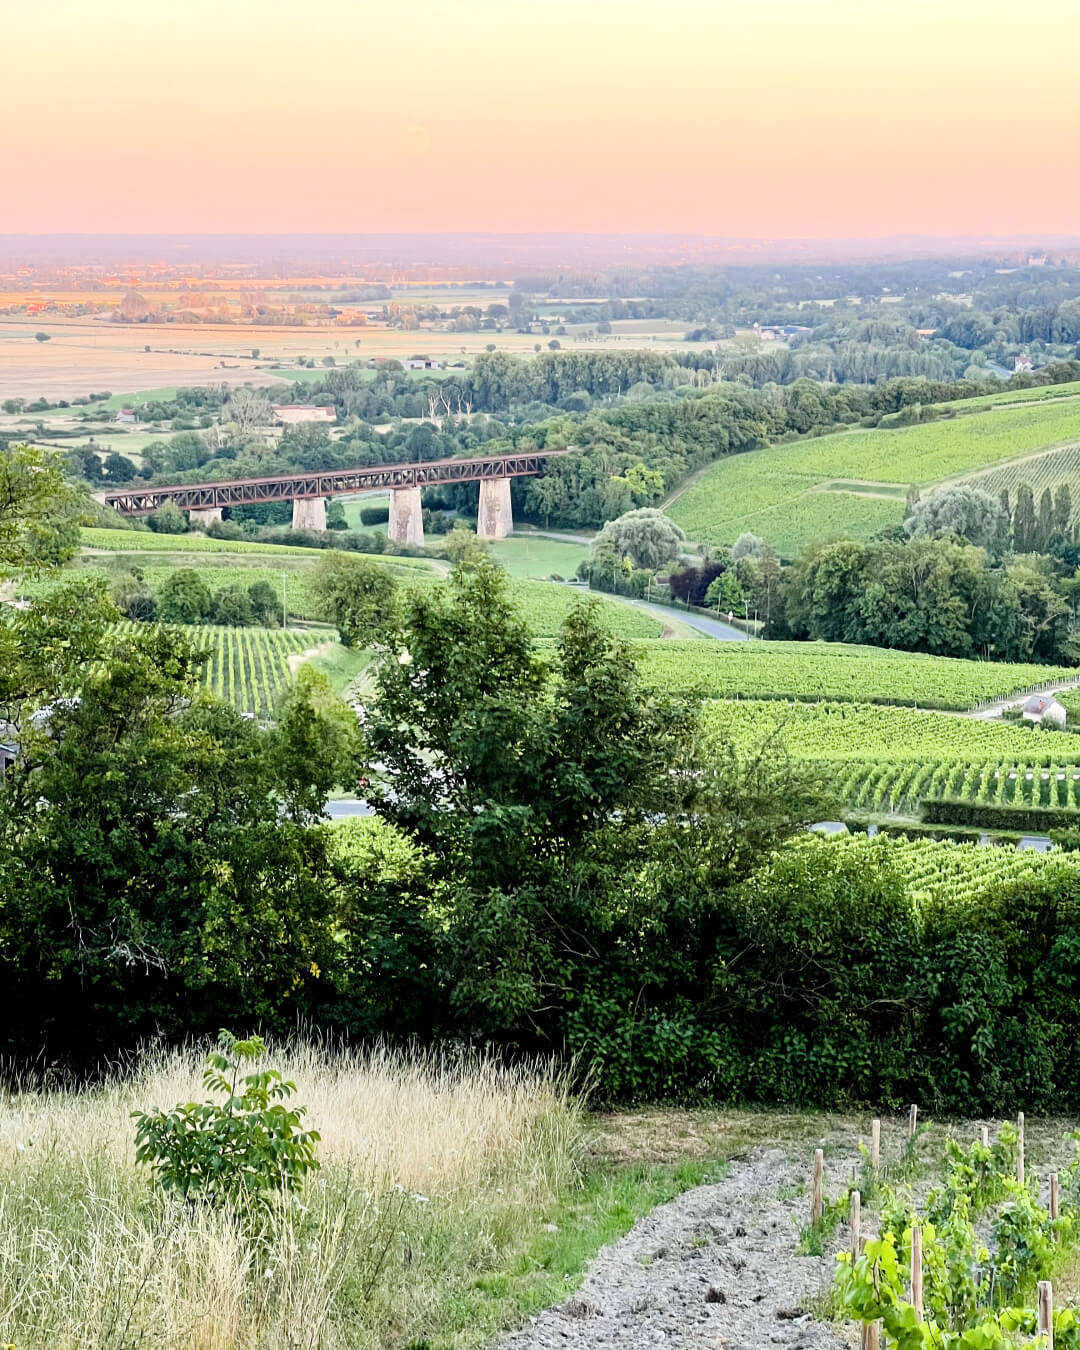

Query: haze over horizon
[[5, 0, 1078, 240]]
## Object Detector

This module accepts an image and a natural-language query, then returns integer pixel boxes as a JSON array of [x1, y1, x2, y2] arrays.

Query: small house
[[1021, 694, 1066, 728], [1014, 353, 1034, 373], [271, 405, 336, 426], [115, 407, 137, 424]]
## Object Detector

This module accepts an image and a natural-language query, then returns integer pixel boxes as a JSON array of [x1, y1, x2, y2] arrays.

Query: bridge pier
[[477, 476, 513, 540], [188, 506, 222, 528], [388, 486, 424, 547], [292, 497, 327, 531]]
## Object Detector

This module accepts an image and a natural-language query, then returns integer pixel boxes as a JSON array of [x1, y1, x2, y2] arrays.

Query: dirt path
[[947, 675, 1080, 720], [286, 640, 336, 675], [499, 1148, 848, 1350]]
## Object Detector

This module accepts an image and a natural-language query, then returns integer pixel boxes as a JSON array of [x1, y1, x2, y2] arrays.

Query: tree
[[148, 500, 188, 535], [104, 451, 137, 482], [732, 532, 765, 560], [705, 570, 746, 614], [1013, 483, 1037, 553], [158, 568, 213, 623], [0, 616, 345, 1061], [109, 571, 157, 621], [0, 444, 80, 577], [904, 485, 1009, 554], [313, 552, 398, 648], [247, 579, 281, 626], [592, 508, 686, 572], [210, 583, 255, 627], [224, 386, 272, 434]]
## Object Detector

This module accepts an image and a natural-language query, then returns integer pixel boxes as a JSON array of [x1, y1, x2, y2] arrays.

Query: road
[[621, 597, 749, 640]]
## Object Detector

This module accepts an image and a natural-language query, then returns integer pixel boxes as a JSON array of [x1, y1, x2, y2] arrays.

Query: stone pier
[[292, 496, 327, 531], [187, 506, 223, 527], [477, 476, 512, 540], [388, 486, 425, 547]]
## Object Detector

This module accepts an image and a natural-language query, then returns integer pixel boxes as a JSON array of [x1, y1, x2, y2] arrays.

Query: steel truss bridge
[[102, 450, 569, 515]]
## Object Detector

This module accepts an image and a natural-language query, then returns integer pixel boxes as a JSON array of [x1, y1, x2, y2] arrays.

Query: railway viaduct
[[101, 449, 569, 547]]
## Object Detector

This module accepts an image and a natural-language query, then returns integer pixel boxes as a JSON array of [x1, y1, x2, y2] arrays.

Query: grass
[[0, 1040, 733, 1350], [484, 533, 590, 579]]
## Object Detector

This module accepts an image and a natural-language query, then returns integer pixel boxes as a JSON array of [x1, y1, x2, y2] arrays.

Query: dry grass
[[0, 1041, 581, 1350]]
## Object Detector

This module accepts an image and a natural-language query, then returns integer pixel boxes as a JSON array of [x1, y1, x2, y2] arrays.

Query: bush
[[921, 798, 1080, 832], [359, 505, 390, 526], [132, 1030, 320, 1207]]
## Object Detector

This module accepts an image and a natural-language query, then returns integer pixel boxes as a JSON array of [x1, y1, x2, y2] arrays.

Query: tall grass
[[0, 1042, 581, 1349]]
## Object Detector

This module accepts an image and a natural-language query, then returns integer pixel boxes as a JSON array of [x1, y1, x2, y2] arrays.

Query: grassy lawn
[[485, 533, 589, 579]]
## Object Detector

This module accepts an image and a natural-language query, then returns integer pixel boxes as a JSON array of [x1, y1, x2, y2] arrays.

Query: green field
[[668, 399, 1080, 556], [937, 380, 1080, 412], [817, 833, 1080, 900], [114, 622, 317, 718], [955, 440, 1080, 509], [484, 533, 589, 579], [702, 697, 1080, 815], [637, 640, 1074, 710], [80, 527, 348, 558]]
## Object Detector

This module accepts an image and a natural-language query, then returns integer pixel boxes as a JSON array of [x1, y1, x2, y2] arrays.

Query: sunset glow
[[4, 0, 1078, 237]]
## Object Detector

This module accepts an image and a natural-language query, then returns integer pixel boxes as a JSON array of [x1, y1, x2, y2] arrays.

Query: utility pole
[[282, 572, 287, 628]]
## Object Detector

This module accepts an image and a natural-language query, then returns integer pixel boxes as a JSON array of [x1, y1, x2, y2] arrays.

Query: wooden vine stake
[[980, 1125, 989, 1147], [1050, 1173, 1060, 1232], [871, 1118, 881, 1172], [1038, 1280, 1053, 1350], [1018, 1111, 1026, 1187], [908, 1103, 918, 1136], [910, 1223, 923, 1321], [811, 1148, 824, 1227], [860, 1322, 880, 1350], [850, 1188, 861, 1257]]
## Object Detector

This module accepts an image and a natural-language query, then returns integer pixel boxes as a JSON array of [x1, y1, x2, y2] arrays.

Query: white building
[[1021, 694, 1067, 728]]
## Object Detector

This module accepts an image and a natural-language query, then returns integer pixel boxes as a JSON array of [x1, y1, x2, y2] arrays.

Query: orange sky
[[3, 0, 1078, 237]]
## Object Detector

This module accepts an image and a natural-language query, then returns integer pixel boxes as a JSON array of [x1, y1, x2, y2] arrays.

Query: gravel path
[[501, 1148, 851, 1350]]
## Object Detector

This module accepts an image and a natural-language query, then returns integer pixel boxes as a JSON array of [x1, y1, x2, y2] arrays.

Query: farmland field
[[114, 622, 317, 718], [816, 833, 1080, 900], [667, 399, 1080, 556], [936, 379, 1080, 412], [702, 698, 1080, 814], [637, 639, 1075, 709], [0, 313, 705, 402]]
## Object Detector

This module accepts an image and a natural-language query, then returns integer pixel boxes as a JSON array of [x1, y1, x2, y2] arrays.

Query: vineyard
[[81, 527, 335, 557], [115, 622, 318, 718], [956, 441, 1080, 510], [639, 641, 1076, 710], [667, 397, 1080, 555], [820, 833, 1080, 901], [828, 1115, 1080, 1350], [704, 699, 1080, 815]]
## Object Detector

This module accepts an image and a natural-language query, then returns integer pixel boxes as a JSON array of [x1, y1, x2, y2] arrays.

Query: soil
[[500, 1148, 852, 1350]]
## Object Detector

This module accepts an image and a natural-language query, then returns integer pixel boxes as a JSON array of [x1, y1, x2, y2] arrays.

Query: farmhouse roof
[[1022, 694, 1063, 715]]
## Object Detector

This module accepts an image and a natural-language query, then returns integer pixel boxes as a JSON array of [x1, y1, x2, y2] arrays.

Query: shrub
[[132, 1030, 320, 1207]]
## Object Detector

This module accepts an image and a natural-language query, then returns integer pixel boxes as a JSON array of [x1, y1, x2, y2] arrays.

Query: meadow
[[637, 639, 1074, 710], [0, 1040, 593, 1350], [667, 398, 1080, 555]]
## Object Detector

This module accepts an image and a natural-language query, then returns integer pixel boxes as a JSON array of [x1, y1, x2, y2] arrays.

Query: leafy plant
[[132, 1030, 320, 1207]]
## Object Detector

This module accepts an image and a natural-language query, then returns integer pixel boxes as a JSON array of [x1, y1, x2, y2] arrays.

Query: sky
[[3, 0, 1078, 238]]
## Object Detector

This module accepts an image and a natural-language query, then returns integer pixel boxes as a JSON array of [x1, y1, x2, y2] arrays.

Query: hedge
[[921, 798, 1080, 832], [360, 506, 390, 526]]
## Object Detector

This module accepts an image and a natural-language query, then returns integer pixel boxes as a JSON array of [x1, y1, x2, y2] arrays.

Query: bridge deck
[[103, 449, 570, 514]]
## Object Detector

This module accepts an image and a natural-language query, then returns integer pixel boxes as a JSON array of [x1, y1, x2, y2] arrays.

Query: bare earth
[[500, 1148, 850, 1350]]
